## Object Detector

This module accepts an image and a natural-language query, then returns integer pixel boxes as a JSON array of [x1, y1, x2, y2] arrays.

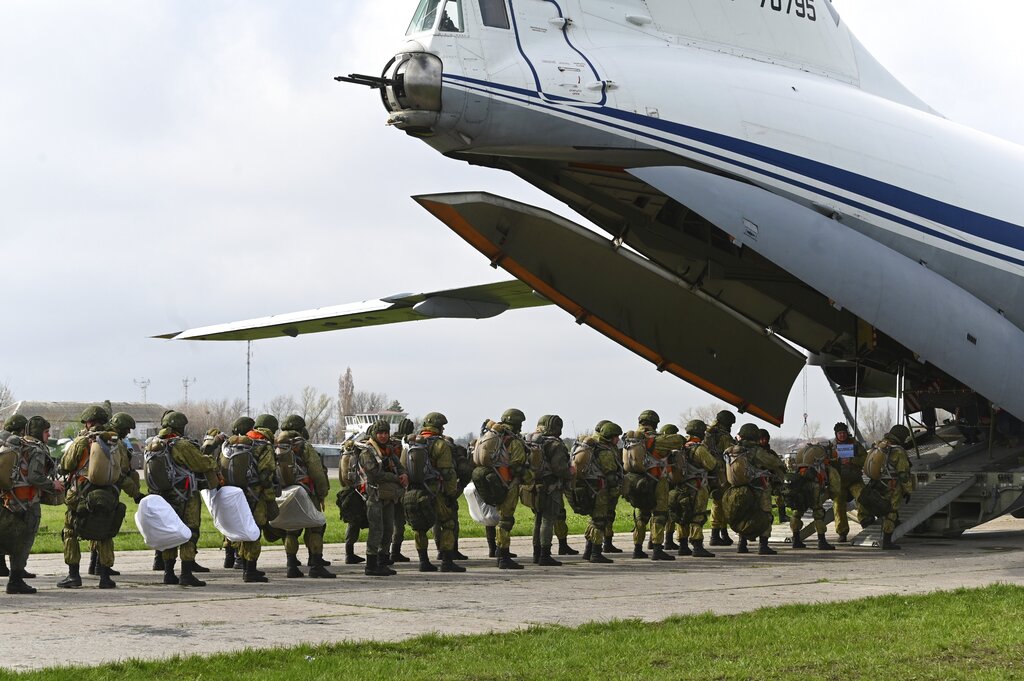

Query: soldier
[[622, 409, 674, 561], [669, 420, 717, 558], [278, 415, 334, 578], [830, 422, 868, 542], [658, 424, 682, 551], [337, 437, 368, 565], [0, 414, 28, 578], [436, 436, 472, 561], [87, 413, 144, 579], [788, 442, 837, 551], [2, 417, 64, 594], [57, 406, 141, 589], [579, 421, 623, 564], [528, 415, 572, 567], [757, 429, 789, 524], [390, 417, 415, 564], [704, 410, 737, 546], [150, 410, 219, 587], [867, 424, 915, 550], [211, 417, 251, 570], [592, 419, 624, 555], [359, 420, 408, 576], [219, 416, 277, 582], [405, 412, 465, 573], [489, 409, 530, 569], [724, 423, 786, 555]]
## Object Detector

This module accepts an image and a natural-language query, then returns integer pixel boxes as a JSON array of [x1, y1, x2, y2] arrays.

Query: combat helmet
[[542, 415, 564, 436], [501, 408, 526, 433], [685, 419, 707, 437], [3, 414, 27, 434], [370, 419, 390, 435], [737, 423, 760, 441], [422, 412, 447, 430], [659, 424, 679, 435], [638, 409, 660, 427], [161, 411, 188, 433], [281, 414, 306, 432], [254, 414, 279, 432], [80, 405, 110, 425], [231, 416, 256, 435], [758, 428, 770, 442], [885, 424, 911, 444], [715, 410, 736, 426], [27, 416, 50, 440], [599, 421, 623, 440], [110, 412, 136, 436], [594, 419, 610, 433]]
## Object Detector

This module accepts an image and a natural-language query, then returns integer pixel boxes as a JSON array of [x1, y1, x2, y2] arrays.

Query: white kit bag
[[464, 482, 500, 527], [201, 487, 261, 542], [134, 494, 193, 550], [269, 484, 326, 531]]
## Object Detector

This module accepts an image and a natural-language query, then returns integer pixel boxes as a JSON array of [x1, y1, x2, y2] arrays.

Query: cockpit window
[[478, 0, 509, 29], [407, 0, 441, 35], [438, 0, 464, 32]]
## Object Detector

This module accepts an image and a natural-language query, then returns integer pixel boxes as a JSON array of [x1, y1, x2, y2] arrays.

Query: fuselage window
[[478, 0, 510, 29], [439, 0, 464, 32], [407, 0, 441, 34]]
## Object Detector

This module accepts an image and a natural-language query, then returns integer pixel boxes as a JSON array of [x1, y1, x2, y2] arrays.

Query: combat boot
[[778, 503, 789, 523], [56, 563, 82, 589], [345, 542, 364, 565], [440, 550, 466, 573], [496, 547, 524, 570], [791, 532, 807, 549], [709, 528, 724, 546], [364, 554, 390, 577], [532, 541, 540, 565], [837, 533, 849, 543], [223, 546, 236, 569], [582, 540, 593, 561], [309, 550, 334, 566], [589, 544, 613, 564], [664, 529, 679, 551], [242, 559, 266, 579], [651, 544, 675, 561], [452, 538, 469, 561], [816, 533, 836, 551], [20, 568, 35, 579], [179, 561, 207, 587], [243, 557, 268, 583], [632, 543, 648, 559], [677, 539, 692, 557], [736, 537, 749, 554], [418, 549, 438, 573], [719, 529, 735, 546], [162, 559, 179, 585], [308, 557, 336, 579], [378, 553, 397, 575], [97, 565, 116, 589], [286, 554, 304, 578], [557, 537, 579, 555], [603, 537, 623, 553], [881, 532, 902, 550], [389, 546, 408, 564], [538, 546, 562, 567], [152, 550, 164, 571], [485, 526, 497, 558], [233, 555, 244, 569], [691, 540, 715, 558], [6, 571, 35, 595], [191, 559, 210, 573], [758, 537, 777, 555], [859, 514, 876, 528], [0, 555, 8, 577], [88, 549, 99, 576]]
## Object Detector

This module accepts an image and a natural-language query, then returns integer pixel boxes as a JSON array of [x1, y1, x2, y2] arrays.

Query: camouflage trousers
[[392, 500, 406, 551], [161, 494, 202, 563], [554, 492, 569, 541], [882, 485, 905, 534], [415, 493, 455, 552], [671, 484, 710, 543], [532, 484, 562, 547], [7, 504, 40, 571], [710, 483, 730, 530], [604, 494, 620, 539], [366, 489, 397, 556], [239, 498, 276, 561], [585, 489, 615, 544], [834, 466, 864, 536], [63, 490, 115, 568], [631, 476, 669, 545], [790, 483, 829, 535], [495, 481, 521, 549]]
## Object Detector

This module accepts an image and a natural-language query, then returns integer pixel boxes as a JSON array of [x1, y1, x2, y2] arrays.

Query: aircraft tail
[[639, 0, 936, 114]]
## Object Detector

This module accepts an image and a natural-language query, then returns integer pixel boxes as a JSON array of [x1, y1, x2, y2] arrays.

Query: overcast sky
[[2, 1, 1021, 439]]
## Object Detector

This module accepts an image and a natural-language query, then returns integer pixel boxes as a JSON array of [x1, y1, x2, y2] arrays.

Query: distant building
[[0, 401, 170, 441]]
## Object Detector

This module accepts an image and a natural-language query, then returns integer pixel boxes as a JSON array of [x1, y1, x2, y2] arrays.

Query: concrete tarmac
[[3, 518, 1023, 671]]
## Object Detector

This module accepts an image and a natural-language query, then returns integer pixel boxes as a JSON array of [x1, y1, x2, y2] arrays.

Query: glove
[[904, 493, 912, 503]]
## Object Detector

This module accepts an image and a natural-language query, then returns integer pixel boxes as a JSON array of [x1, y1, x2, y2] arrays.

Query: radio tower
[[182, 377, 197, 406], [133, 377, 150, 403]]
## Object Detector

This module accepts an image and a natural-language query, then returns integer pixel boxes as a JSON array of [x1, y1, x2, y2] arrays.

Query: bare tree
[[262, 394, 298, 424], [0, 381, 14, 413], [857, 401, 894, 445], [299, 386, 334, 442], [679, 402, 734, 428], [351, 390, 389, 414], [337, 367, 355, 439], [172, 398, 246, 438]]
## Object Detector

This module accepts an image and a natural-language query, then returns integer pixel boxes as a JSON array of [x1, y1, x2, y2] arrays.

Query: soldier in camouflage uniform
[[0, 414, 28, 579], [3, 417, 63, 594], [407, 412, 465, 573], [491, 409, 530, 570], [390, 417, 415, 564], [528, 415, 571, 567], [757, 429, 789, 524], [726, 423, 787, 555], [360, 420, 408, 576], [278, 415, 334, 578], [153, 411, 219, 587], [704, 410, 737, 546], [87, 413, 143, 579], [581, 421, 623, 564], [588, 419, 624, 555], [830, 422, 869, 542], [872, 424, 915, 550], [669, 420, 717, 558], [212, 417, 253, 570], [788, 442, 838, 551], [624, 410, 674, 561], [57, 406, 142, 589]]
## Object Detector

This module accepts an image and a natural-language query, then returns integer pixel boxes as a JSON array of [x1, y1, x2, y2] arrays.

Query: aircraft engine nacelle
[[383, 51, 443, 133]]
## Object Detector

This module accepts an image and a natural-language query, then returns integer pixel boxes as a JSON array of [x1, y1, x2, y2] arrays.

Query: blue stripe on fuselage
[[442, 73, 1024, 267]]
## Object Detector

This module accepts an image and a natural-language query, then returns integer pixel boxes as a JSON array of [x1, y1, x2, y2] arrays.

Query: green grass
[[31, 479, 664, 554], [4, 585, 1024, 680]]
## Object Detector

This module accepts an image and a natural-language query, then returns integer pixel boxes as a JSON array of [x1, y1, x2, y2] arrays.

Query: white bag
[[134, 495, 192, 551], [464, 482, 499, 526], [269, 485, 326, 531], [201, 487, 260, 542]]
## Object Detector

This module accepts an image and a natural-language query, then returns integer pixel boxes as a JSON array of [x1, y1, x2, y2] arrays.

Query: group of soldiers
[[0, 404, 916, 594]]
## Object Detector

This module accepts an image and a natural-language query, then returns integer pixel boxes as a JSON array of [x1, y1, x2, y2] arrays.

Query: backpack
[[74, 487, 126, 541], [338, 445, 364, 490], [403, 436, 440, 487], [864, 444, 889, 481], [0, 440, 22, 491], [335, 486, 368, 527], [858, 479, 893, 516], [795, 443, 828, 469], [402, 487, 437, 531], [86, 436, 119, 487], [623, 472, 656, 510], [219, 436, 260, 488], [451, 444, 474, 489], [571, 439, 601, 481], [725, 444, 760, 487], [471, 465, 508, 506], [621, 436, 650, 474], [276, 438, 311, 489], [472, 422, 507, 466], [723, 485, 772, 537], [144, 438, 195, 501], [672, 442, 709, 487]]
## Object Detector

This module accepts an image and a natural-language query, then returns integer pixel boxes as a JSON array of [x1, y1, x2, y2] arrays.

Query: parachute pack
[[857, 480, 893, 516], [219, 436, 260, 489], [470, 465, 508, 506], [403, 435, 440, 487], [864, 444, 889, 481], [571, 439, 601, 481], [276, 437, 311, 489], [74, 487, 126, 541], [402, 487, 437, 531], [472, 421, 509, 467], [0, 439, 23, 491], [144, 438, 195, 501], [81, 435, 119, 487], [725, 444, 763, 487], [338, 443, 365, 491]]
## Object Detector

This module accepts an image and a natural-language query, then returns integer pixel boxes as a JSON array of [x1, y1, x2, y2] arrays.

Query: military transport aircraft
[[159, 0, 1024, 428]]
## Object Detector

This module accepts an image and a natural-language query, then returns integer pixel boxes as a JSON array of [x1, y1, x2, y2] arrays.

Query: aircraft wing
[[155, 280, 548, 341], [414, 191, 806, 425]]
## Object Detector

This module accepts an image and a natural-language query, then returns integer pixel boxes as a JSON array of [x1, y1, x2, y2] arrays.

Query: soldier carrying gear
[[704, 410, 737, 547], [579, 421, 624, 564], [388, 417, 416, 565], [624, 410, 676, 562], [0, 414, 30, 580], [668, 419, 717, 558], [658, 423, 682, 551], [756, 429, 789, 525], [360, 420, 408, 576], [526, 415, 572, 567], [724, 423, 787, 556], [831, 422, 868, 542], [861, 424, 915, 550], [86, 413, 143, 580], [277, 418, 334, 578], [788, 442, 839, 551]]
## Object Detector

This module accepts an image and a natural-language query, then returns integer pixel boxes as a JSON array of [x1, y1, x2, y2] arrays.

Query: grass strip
[[4, 585, 1023, 680]]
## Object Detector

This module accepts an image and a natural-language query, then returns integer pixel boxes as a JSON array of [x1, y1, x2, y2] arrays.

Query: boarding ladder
[[850, 472, 977, 547]]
